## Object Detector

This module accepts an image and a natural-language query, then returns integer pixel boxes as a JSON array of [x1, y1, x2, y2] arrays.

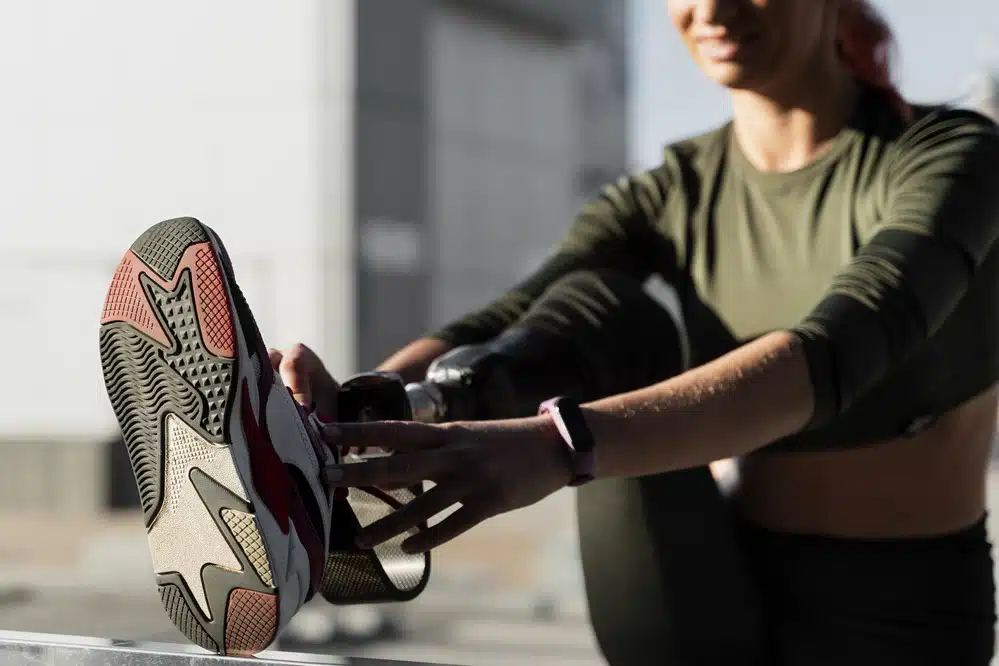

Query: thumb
[[322, 421, 449, 454]]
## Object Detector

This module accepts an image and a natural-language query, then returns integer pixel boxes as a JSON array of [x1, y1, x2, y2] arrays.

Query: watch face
[[559, 401, 595, 454]]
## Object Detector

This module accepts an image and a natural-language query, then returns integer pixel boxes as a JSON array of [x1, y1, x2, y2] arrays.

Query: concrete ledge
[[0, 629, 461, 666]]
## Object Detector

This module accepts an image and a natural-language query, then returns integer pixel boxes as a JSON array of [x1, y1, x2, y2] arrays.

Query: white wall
[[0, 0, 355, 438]]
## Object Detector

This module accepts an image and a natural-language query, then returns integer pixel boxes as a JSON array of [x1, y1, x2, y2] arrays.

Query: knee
[[537, 269, 677, 330], [543, 268, 648, 304], [520, 269, 685, 388]]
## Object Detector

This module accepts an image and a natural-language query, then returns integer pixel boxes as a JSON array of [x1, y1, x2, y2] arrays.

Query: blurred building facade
[[0, 1, 355, 513], [0, 0, 631, 513], [355, 0, 631, 368]]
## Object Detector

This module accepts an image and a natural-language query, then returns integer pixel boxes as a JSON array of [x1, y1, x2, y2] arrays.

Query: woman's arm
[[429, 169, 674, 348], [323, 113, 999, 552], [580, 110, 999, 480], [377, 169, 676, 385], [581, 331, 813, 479], [376, 337, 454, 384]]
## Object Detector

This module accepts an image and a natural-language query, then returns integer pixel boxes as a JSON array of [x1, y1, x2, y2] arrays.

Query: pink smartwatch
[[538, 396, 597, 487]]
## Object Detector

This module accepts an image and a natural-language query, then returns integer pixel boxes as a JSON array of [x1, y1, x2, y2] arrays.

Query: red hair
[[837, 0, 912, 121]]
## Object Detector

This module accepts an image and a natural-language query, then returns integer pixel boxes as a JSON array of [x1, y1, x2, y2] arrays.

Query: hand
[[268, 343, 340, 419], [321, 417, 572, 553]]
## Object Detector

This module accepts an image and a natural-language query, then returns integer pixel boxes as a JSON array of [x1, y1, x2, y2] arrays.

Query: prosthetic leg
[[319, 374, 432, 607]]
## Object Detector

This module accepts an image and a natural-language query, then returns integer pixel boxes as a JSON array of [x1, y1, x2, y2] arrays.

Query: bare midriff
[[733, 386, 998, 538]]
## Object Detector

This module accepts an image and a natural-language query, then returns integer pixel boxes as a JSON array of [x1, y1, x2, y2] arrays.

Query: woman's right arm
[[378, 167, 677, 382], [375, 337, 455, 384], [277, 166, 676, 403]]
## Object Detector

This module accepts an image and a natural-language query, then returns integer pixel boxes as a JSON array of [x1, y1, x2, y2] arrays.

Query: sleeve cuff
[[788, 323, 841, 431]]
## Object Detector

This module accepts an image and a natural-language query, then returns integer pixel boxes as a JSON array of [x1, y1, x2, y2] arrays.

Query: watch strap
[[538, 396, 597, 487]]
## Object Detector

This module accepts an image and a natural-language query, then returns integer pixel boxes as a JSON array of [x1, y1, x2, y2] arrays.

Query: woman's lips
[[696, 33, 756, 63]]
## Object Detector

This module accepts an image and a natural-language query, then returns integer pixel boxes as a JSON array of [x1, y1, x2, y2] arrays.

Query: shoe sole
[[99, 218, 305, 655]]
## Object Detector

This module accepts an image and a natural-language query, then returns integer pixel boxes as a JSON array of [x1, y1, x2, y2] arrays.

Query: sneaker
[[99, 217, 335, 655]]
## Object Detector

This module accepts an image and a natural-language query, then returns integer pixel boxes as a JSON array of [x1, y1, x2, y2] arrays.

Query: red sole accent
[[191, 245, 237, 359], [100, 254, 171, 348], [101, 244, 236, 359], [224, 588, 278, 656]]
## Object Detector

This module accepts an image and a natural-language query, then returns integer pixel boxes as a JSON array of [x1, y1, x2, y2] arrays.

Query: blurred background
[[0, 1, 998, 665]]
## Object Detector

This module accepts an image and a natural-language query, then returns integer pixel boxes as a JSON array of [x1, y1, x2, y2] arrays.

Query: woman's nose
[[691, 0, 743, 25]]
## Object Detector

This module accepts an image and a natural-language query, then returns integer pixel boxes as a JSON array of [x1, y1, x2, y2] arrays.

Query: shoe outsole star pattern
[[99, 217, 333, 656]]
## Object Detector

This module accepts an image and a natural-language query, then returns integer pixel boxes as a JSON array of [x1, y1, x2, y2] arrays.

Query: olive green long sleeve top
[[433, 88, 999, 451]]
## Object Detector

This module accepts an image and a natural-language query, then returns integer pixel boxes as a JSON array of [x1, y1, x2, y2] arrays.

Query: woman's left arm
[[587, 109, 999, 478], [582, 330, 812, 479], [327, 111, 999, 553]]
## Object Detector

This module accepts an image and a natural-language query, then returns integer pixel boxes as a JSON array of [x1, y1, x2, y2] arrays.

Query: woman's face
[[668, 0, 836, 92]]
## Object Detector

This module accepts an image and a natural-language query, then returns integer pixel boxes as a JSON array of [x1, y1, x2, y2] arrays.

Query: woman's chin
[[703, 64, 771, 93]]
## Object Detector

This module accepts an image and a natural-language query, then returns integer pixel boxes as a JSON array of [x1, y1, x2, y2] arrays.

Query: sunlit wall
[[0, 0, 356, 441]]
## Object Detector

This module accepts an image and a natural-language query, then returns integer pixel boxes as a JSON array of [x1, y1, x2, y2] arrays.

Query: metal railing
[[0, 630, 458, 666]]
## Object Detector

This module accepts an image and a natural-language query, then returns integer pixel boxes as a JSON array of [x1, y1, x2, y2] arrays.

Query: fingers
[[368, 478, 415, 492], [270, 343, 339, 414], [326, 446, 455, 489], [355, 480, 471, 549], [268, 348, 283, 371], [278, 344, 314, 406], [323, 421, 455, 455], [401, 504, 484, 554]]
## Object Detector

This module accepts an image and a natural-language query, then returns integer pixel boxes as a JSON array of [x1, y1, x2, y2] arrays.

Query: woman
[[277, 1, 999, 663]]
